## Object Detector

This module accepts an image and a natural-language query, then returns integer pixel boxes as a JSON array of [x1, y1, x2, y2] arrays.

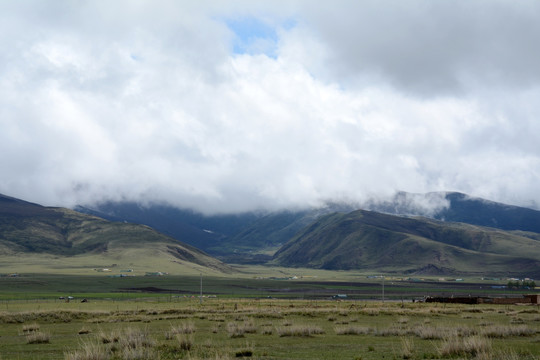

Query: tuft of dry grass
[[438, 335, 491, 358], [400, 337, 414, 359], [375, 326, 407, 337], [234, 342, 254, 358], [165, 321, 196, 339], [26, 331, 51, 344], [226, 322, 250, 338], [277, 325, 325, 337], [176, 334, 193, 351], [98, 330, 120, 344], [334, 326, 371, 335], [412, 326, 448, 340], [118, 327, 155, 350], [21, 323, 40, 333], [120, 346, 155, 360], [78, 327, 92, 335], [396, 317, 409, 325], [281, 319, 293, 327], [172, 321, 196, 334], [226, 319, 258, 338], [64, 340, 110, 360], [480, 325, 536, 338]]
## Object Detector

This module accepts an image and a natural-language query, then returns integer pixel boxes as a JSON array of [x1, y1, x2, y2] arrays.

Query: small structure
[[425, 294, 540, 305]]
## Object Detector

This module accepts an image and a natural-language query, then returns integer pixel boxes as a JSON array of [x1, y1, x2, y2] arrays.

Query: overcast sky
[[1, 0, 540, 213]]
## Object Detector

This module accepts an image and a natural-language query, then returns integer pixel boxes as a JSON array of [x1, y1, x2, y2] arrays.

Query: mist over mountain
[[75, 202, 260, 253], [366, 191, 540, 233], [3, 190, 540, 276], [75, 191, 540, 265]]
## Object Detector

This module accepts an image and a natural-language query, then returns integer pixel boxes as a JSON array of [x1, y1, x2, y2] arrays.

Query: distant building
[[426, 294, 539, 305]]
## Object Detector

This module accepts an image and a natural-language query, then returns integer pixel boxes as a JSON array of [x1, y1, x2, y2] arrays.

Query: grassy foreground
[[0, 298, 539, 359], [1, 271, 539, 359]]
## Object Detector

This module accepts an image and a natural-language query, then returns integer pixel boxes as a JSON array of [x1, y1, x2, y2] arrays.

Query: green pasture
[[0, 272, 524, 302], [0, 298, 539, 359], [0, 270, 538, 359]]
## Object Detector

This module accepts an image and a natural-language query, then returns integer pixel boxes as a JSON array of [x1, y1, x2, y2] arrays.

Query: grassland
[[0, 269, 530, 301], [1, 298, 539, 359], [0, 271, 539, 359]]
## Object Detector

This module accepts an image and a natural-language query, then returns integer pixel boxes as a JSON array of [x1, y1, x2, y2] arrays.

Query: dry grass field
[[0, 298, 539, 359]]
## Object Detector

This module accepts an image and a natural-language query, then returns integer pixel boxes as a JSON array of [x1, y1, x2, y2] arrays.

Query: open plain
[[1, 273, 539, 359]]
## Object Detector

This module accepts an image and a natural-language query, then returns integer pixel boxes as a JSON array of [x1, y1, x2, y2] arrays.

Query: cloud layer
[[1, 1, 540, 213]]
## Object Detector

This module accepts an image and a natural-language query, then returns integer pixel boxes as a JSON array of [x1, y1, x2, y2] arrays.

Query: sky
[[1, 0, 540, 214]]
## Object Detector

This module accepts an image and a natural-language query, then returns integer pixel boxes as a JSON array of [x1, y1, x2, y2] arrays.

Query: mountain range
[[2, 191, 540, 277]]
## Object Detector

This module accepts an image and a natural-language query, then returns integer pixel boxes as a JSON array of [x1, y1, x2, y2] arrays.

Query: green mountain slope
[[0, 194, 231, 275], [272, 210, 540, 277]]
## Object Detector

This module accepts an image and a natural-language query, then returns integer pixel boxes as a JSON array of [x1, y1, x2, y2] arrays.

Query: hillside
[[272, 210, 540, 277], [75, 202, 259, 253], [76, 202, 356, 262], [0, 194, 231, 275]]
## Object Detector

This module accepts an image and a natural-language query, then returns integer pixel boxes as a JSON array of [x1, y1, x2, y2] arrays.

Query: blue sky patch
[[225, 17, 294, 58]]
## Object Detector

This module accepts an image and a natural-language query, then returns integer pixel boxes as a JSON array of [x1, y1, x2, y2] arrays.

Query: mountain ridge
[[272, 209, 540, 277], [75, 191, 540, 262], [0, 193, 232, 275], [3, 191, 540, 277]]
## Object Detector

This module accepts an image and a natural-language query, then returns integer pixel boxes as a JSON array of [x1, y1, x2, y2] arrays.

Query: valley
[[2, 192, 540, 278], [1, 192, 540, 359]]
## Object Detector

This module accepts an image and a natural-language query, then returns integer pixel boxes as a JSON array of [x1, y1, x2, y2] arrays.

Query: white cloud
[[0, 1, 539, 213]]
